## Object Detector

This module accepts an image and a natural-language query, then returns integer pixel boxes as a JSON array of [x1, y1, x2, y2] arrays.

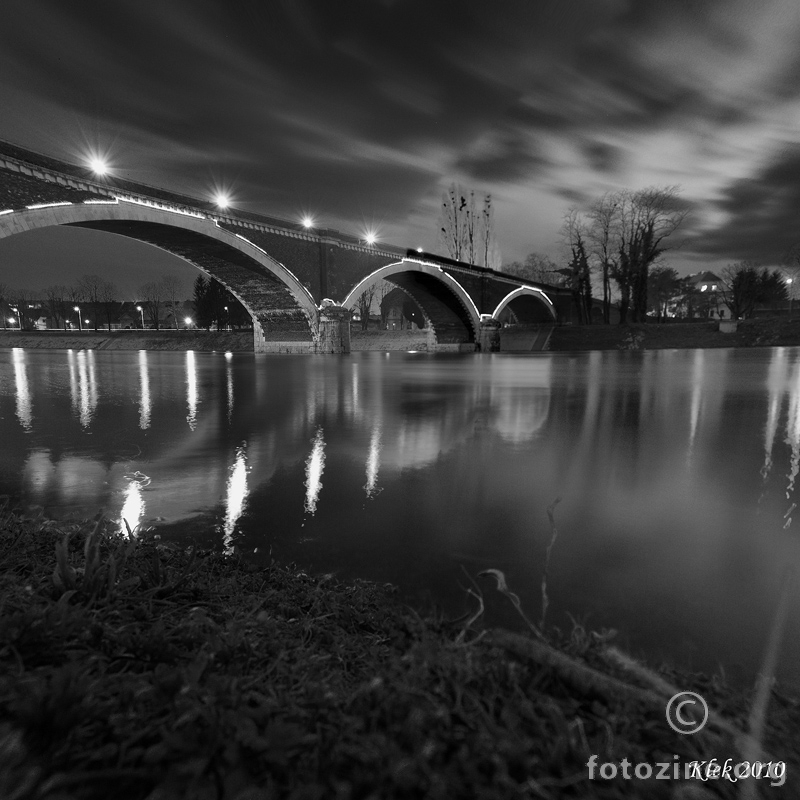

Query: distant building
[[676, 271, 727, 319]]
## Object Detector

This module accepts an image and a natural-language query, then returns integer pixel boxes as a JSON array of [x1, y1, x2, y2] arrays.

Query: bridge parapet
[[0, 139, 576, 353]]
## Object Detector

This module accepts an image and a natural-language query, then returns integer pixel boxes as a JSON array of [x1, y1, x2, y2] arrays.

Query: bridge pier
[[317, 305, 352, 354], [478, 317, 501, 353]]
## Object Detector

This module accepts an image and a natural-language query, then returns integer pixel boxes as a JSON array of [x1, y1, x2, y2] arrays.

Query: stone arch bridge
[[0, 141, 572, 353]]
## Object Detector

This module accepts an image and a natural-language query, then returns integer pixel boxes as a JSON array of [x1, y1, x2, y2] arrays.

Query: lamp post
[[10, 306, 21, 329], [73, 306, 82, 332], [136, 305, 145, 329], [224, 306, 229, 331], [787, 278, 794, 317]]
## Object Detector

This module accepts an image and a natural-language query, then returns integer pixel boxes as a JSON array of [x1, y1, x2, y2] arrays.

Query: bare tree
[[504, 253, 566, 286], [98, 279, 118, 331], [9, 288, 36, 330], [438, 183, 499, 267], [586, 194, 619, 324], [159, 275, 184, 330], [138, 281, 163, 330], [77, 274, 108, 331], [615, 187, 688, 323], [44, 284, 69, 329], [0, 282, 8, 330], [562, 209, 593, 324], [647, 265, 681, 322], [480, 194, 502, 270], [719, 261, 789, 320], [356, 284, 377, 331], [782, 244, 800, 315]]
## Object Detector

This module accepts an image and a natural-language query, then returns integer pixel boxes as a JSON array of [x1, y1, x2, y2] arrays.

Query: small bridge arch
[[492, 286, 557, 324], [342, 258, 481, 345], [0, 201, 320, 345]]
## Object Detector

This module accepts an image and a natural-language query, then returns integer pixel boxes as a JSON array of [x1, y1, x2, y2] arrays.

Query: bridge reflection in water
[[2, 348, 800, 688]]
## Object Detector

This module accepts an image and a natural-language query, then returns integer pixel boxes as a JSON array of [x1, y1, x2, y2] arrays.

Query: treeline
[[0, 273, 250, 331], [192, 276, 250, 330]]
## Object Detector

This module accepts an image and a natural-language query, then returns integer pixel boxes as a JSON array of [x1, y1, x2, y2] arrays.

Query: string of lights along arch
[[0, 140, 571, 353]]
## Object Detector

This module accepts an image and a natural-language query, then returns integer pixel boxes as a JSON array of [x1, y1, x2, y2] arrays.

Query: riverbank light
[[73, 305, 82, 332], [184, 317, 192, 327], [136, 305, 145, 328]]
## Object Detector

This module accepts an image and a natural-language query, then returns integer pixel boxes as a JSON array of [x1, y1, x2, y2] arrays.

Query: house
[[677, 271, 728, 319]]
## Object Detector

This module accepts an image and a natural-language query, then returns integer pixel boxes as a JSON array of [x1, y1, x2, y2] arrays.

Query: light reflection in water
[[364, 424, 381, 498], [761, 349, 786, 485], [225, 352, 234, 421], [304, 428, 326, 515], [186, 350, 198, 429], [687, 349, 704, 461], [138, 350, 151, 430], [223, 445, 249, 554], [67, 350, 78, 417], [119, 472, 150, 535], [6, 348, 800, 688], [72, 350, 99, 428], [784, 358, 800, 520], [12, 348, 32, 431]]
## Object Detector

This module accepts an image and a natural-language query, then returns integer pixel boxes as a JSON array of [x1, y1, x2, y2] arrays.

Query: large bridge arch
[[493, 286, 557, 323], [342, 259, 480, 345], [0, 201, 319, 345]]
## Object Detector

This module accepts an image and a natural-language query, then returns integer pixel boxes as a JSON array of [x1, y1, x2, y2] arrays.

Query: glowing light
[[0, 209, 14, 215], [214, 192, 230, 209], [186, 350, 198, 430], [417, 247, 423, 253], [7, 318, 15, 325], [89, 156, 109, 176], [365, 231, 377, 245], [301, 215, 314, 229], [223, 446, 249, 554], [12, 348, 32, 431], [304, 428, 326, 515], [26, 202, 72, 210], [184, 317, 192, 325]]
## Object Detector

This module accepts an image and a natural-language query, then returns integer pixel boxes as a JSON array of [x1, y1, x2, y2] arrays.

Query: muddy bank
[[1, 508, 798, 798], [0, 330, 254, 351]]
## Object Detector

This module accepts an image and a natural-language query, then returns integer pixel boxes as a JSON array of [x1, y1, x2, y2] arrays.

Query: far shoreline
[[2, 316, 800, 352]]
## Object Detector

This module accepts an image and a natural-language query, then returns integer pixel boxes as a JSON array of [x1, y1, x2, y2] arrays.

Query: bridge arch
[[342, 259, 480, 345], [492, 286, 556, 323], [0, 201, 319, 343]]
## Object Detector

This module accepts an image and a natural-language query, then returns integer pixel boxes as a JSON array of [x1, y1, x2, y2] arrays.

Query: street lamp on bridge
[[73, 306, 82, 332]]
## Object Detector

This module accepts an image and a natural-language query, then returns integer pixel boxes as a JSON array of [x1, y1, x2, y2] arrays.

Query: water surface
[[1, 346, 799, 687]]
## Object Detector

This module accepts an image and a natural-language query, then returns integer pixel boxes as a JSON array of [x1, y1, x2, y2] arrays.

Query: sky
[[2, 0, 800, 295]]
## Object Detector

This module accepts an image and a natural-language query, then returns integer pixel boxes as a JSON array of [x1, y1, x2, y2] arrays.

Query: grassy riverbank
[[0, 330, 254, 352], [547, 317, 800, 351], [2, 507, 799, 799]]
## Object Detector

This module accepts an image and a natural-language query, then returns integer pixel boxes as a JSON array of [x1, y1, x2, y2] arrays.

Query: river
[[1, 346, 799, 688]]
